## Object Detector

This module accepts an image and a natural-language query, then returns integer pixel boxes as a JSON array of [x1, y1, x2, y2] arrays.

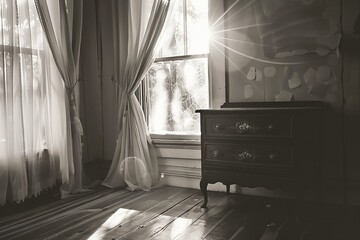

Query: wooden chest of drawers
[[196, 101, 325, 208]]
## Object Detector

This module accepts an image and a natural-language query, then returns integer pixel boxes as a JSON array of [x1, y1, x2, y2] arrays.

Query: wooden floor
[[0, 186, 359, 240]]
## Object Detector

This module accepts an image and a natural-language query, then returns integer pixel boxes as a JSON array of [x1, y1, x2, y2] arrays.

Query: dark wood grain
[[196, 102, 325, 207], [0, 186, 358, 240]]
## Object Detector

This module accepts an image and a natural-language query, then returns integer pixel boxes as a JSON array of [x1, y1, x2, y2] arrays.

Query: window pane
[[0, 0, 44, 49], [187, 0, 209, 54], [148, 58, 209, 134], [158, 0, 185, 57]]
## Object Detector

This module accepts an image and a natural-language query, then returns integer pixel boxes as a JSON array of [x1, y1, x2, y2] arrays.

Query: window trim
[[146, 0, 210, 140], [146, 55, 210, 138], [154, 53, 208, 63], [151, 133, 200, 147], [0, 45, 43, 55], [147, 55, 211, 140]]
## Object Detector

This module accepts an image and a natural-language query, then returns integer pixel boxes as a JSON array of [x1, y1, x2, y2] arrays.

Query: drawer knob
[[267, 124, 275, 131], [235, 121, 254, 133], [237, 151, 253, 160], [212, 150, 223, 158], [268, 153, 277, 160], [214, 123, 225, 131]]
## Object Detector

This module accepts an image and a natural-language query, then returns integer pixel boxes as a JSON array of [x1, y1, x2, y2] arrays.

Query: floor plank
[[68, 186, 196, 240], [151, 192, 227, 240], [115, 191, 202, 240], [172, 193, 240, 240], [101, 187, 198, 240], [0, 186, 359, 240], [1, 188, 133, 240], [203, 196, 260, 240]]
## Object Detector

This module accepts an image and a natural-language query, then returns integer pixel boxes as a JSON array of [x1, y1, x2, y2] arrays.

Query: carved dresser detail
[[196, 101, 325, 208]]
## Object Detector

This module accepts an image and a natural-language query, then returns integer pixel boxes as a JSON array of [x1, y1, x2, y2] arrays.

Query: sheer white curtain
[[35, 0, 84, 195], [102, 0, 172, 190], [0, 0, 67, 205]]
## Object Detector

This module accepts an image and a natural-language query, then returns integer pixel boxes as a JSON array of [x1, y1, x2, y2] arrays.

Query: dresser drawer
[[204, 142, 293, 167], [196, 104, 324, 208], [204, 115, 292, 138]]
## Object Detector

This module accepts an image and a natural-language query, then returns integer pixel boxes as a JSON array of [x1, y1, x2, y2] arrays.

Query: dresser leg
[[200, 179, 208, 208]]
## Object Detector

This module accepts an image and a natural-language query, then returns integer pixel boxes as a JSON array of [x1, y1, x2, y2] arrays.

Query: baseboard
[[84, 159, 360, 205]]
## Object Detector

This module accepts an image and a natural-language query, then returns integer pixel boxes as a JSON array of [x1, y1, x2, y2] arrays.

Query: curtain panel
[[0, 0, 68, 205], [102, 0, 172, 190], [35, 0, 84, 194]]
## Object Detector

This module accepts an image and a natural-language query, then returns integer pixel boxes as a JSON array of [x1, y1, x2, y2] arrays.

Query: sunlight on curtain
[[0, 0, 66, 205], [102, 0, 173, 191], [35, 0, 85, 195]]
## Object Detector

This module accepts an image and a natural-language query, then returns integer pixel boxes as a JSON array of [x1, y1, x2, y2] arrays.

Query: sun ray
[[210, 40, 247, 79], [211, 38, 309, 65], [211, 0, 255, 31], [211, 0, 240, 29], [213, 35, 275, 49], [212, 22, 271, 34], [258, 18, 323, 39]]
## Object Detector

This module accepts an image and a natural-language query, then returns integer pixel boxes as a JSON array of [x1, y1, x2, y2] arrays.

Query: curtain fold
[[0, 0, 65, 205], [102, 0, 172, 190], [35, 0, 84, 194]]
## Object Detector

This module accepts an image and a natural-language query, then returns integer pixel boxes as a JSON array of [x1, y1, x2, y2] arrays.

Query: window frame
[[147, 53, 211, 141], [0, 43, 47, 151], [0, 45, 42, 55], [145, 0, 211, 141]]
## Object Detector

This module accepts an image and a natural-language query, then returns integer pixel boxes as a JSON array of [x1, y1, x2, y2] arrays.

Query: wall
[[80, 0, 360, 204], [215, 0, 345, 203], [80, 0, 117, 163], [225, 0, 342, 104], [342, 0, 360, 205]]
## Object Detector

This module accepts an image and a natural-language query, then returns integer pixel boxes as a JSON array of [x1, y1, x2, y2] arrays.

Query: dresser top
[[196, 101, 328, 113]]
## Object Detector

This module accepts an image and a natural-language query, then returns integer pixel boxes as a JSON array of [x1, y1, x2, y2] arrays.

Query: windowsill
[[150, 134, 201, 146]]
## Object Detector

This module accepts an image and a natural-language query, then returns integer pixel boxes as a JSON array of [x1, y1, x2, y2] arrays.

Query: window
[[147, 0, 209, 135], [0, 0, 48, 152]]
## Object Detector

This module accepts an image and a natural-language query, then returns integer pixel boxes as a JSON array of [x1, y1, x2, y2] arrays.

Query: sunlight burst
[[208, 0, 311, 66]]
